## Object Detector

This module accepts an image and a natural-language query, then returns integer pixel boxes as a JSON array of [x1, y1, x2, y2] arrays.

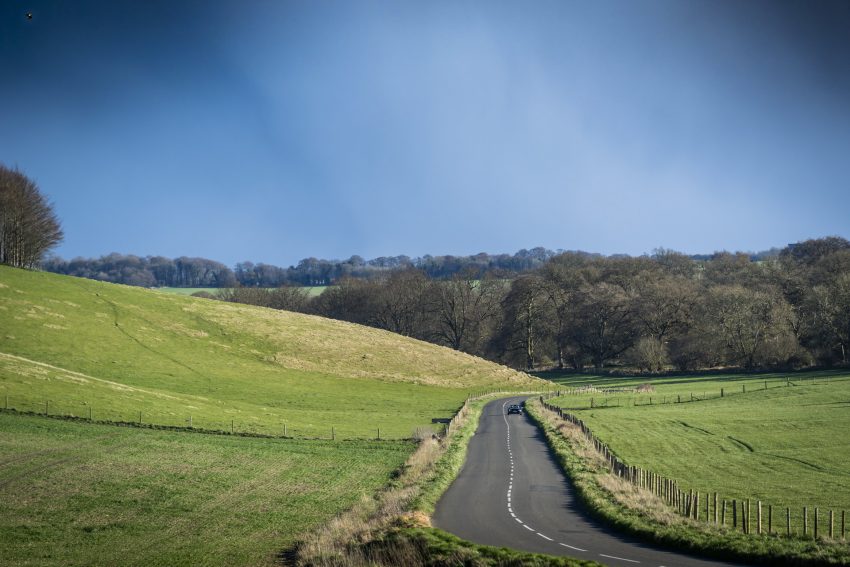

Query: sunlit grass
[[0, 412, 411, 567], [545, 371, 850, 532]]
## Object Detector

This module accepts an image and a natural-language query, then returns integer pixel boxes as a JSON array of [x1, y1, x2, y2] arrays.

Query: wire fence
[[0, 388, 523, 442], [551, 374, 847, 410]]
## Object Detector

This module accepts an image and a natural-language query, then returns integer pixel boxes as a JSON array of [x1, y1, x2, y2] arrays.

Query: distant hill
[[0, 266, 539, 438]]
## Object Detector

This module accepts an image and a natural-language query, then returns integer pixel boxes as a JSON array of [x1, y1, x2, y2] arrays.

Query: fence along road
[[432, 396, 747, 567]]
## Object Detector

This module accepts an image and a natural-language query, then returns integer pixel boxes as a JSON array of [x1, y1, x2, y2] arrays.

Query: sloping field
[[0, 266, 538, 438], [546, 372, 850, 533], [0, 412, 411, 567]]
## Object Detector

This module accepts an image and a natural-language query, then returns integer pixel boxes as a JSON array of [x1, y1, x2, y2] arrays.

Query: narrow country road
[[433, 396, 747, 567]]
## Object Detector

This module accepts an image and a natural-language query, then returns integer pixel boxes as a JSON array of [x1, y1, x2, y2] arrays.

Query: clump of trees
[[221, 238, 850, 374], [44, 254, 237, 288], [0, 165, 63, 269]]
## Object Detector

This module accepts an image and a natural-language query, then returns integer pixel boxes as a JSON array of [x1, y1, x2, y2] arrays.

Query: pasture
[[544, 370, 850, 535], [0, 412, 411, 566], [0, 267, 538, 439]]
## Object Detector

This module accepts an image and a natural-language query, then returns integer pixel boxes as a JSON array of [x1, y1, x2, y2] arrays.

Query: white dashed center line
[[502, 399, 642, 564], [599, 553, 641, 563]]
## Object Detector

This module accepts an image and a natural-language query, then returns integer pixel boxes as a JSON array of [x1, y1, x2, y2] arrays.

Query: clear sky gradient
[[2, 0, 849, 266]]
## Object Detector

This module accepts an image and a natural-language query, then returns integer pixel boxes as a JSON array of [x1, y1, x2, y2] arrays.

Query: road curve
[[433, 396, 747, 567]]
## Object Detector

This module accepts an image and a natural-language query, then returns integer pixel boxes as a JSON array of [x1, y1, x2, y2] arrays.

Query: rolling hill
[[0, 266, 539, 438]]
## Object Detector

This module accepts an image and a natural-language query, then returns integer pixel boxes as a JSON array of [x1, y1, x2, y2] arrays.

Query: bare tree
[[628, 336, 669, 372], [571, 281, 638, 369], [706, 285, 796, 368], [811, 274, 850, 363], [0, 165, 63, 268], [433, 270, 503, 353], [370, 269, 433, 338], [496, 275, 550, 370], [633, 274, 698, 342], [539, 262, 583, 369]]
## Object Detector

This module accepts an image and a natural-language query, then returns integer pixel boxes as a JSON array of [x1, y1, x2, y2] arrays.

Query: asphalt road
[[433, 396, 747, 567]]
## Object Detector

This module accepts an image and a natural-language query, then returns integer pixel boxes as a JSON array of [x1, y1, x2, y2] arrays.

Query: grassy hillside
[[0, 412, 410, 567], [545, 371, 850, 534], [0, 266, 538, 438]]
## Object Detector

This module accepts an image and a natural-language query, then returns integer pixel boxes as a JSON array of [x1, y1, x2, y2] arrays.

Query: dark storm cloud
[[1, 1, 848, 264]]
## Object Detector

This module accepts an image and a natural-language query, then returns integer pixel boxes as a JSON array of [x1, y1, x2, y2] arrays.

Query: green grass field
[[544, 370, 850, 534], [0, 412, 411, 567], [158, 286, 329, 297], [0, 267, 538, 439]]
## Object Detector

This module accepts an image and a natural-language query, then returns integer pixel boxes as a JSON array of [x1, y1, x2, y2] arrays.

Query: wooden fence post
[[332, 426, 335, 440], [830, 510, 834, 539], [843, 510, 846, 540], [45, 400, 49, 415], [139, 410, 142, 424], [189, 415, 192, 428], [769, 504, 773, 534], [722, 500, 727, 526], [4, 394, 7, 409], [377, 427, 381, 440], [714, 493, 718, 524], [804, 506, 808, 537], [88, 407, 92, 421], [733, 500, 737, 529], [758, 501, 762, 534], [721, 388, 724, 397], [815, 507, 819, 540], [787, 507, 791, 536]]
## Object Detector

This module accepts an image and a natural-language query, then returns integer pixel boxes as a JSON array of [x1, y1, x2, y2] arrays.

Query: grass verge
[[358, 528, 600, 566], [526, 398, 850, 566]]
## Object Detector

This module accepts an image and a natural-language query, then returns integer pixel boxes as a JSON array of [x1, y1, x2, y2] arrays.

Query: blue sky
[[2, 0, 849, 267]]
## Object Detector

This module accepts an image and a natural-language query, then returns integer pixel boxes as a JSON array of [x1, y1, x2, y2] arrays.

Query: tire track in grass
[[0, 431, 127, 489], [726, 436, 753, 452]]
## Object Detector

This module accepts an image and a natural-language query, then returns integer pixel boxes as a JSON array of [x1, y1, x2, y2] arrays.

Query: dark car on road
[[507, 404, 523, 415]]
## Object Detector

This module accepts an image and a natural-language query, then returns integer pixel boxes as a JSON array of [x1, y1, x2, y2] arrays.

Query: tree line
[[42, 247, 565, 287], [213, 238, 850, 373], [43, 247, 788, 289]]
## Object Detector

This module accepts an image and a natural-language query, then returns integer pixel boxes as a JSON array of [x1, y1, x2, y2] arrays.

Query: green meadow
[[0, 266, 538, 439], [544, 371, 850, 533], [0, 412, 411, 567]]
